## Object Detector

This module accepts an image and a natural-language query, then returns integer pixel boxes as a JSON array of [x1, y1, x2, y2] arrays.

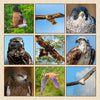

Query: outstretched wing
[[40, 77, 49, 95], [67, 81, 79, 86], [66, 47, 82, 65], [89, 49, 95, 64], [46, 18, 57, 25], [52, 13, 65, 18], [39, 49, 48, 57], [50, 77, 60, 89], [35, 15, 46, 20]]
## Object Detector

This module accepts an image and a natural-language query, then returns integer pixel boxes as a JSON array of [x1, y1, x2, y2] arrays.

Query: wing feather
[[52, 13, 65, 18], [89, 49, 95, 64], [67, 81, 79, 86], [35, 15, 46, 20]]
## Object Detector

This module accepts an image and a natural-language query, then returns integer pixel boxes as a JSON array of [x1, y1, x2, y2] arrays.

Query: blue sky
[[66, 35, 96, 64], [5, 35, 34, 64], [35, 4, 65, 33], [66, 67, 96, 96]]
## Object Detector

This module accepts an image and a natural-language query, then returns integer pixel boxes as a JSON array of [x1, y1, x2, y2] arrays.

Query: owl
[[7, 37, 33, 65]]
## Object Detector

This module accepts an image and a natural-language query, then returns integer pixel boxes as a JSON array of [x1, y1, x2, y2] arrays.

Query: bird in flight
[[36, 13, 65, 25], [66, 37, 95, 65], [66, 67, 96, 86], [7, 7, 27, 30], [67, 7, 96, 33], [40, 73, 60, 95], [5, 69, 32, 96]]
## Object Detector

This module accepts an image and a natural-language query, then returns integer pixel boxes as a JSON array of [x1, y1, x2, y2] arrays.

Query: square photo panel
[[4, 67, 34, 96], [35, 35, 65, 65], [35, 67, 65, 96], [35, 4, 65, 33], [4, 35, 34, 65], [66, 4, 96, 33], [66, 35, 96, 65], [66, 67, 96, 96], [4, 4, 34, 33]]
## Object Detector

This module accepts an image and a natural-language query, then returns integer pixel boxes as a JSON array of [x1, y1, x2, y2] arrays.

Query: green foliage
[[35, 67, 65, 96], [4, 4, 34, 33], [36, 36, 65, 65]]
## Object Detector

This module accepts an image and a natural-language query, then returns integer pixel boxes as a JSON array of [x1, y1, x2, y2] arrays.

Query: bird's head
[[76, 37, 90, 46], [9, 37, 24, 50], [13, 69, 28, 83], [71, 7, 89, 20]]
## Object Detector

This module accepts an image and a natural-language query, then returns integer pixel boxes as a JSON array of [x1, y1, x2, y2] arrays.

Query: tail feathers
[[7, 26, 15, 30]]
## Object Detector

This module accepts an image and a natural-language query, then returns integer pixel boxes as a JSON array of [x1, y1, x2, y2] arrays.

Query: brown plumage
[[5, 69, 32, 96], [35, 35, 65, 64], [7, 37, 33, 65], [36, 13, 65, 25]]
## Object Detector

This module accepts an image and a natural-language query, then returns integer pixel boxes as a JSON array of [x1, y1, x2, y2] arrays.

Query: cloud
[[74, 67, 95, 96]]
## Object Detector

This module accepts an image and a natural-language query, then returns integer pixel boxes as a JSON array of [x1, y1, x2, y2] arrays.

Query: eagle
[[40, 73, 60, 95], [7, 37, 33, 65], [5, 69, 32, 96], [36, 13, 64, 25], [67, 7, 96, 33], [7, 7, 27, 30], [66, 67, 96, 86], [66, 37, 95, 65], [35, 35, 65, 64]]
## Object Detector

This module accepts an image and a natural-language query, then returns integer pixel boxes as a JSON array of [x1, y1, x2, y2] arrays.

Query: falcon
[[66, 37, 95, 65], [5, 69, 32, 96], [7, 37, 33, 65], [35, 35, 65, 64], [67, 7, 96, 33], [66, 67, 96, 86], [36, 13, 64, 25], [40, 73, 60, 95], [7, 7, 27, 30]]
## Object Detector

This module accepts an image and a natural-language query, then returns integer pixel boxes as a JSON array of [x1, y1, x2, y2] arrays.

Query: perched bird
[[67, 7, 96, 33], [40, 73, 60, 95], [66, 37, 95, 65], [7, 7, 27, 30], [36, 13, 64, 25], [35, 35, 65, 65], [67, 67, 96, 86], [7, 37, 33, 65], [5, 69, 32, 96]]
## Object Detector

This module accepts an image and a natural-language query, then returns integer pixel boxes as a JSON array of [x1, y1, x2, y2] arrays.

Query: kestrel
[[5, 69, 32, 96], [7, 37, 33, 65], [67, 7, 96, 33], [40, 73, 60, 95], [7, 7, 27, 30]]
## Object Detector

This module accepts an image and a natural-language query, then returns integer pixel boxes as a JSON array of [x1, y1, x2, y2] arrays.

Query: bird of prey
[[7, 7, 27, 30], [67, 7, 96, 33], [36, 13, 64, 25], [35, 35, 65, 64], [7, 37, 33, 65], [5, 69, 32, 96], [66, 67, 96, 86], [66, 37, 95, 65], [40, 73, 60, 95]]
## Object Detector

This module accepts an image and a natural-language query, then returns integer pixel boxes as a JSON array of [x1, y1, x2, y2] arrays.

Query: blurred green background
[[4, 4, 34, 33], [35, 67, 65, 96]]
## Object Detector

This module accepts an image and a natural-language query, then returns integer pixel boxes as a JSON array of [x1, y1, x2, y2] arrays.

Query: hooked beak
[[79, 11, 85, 17]]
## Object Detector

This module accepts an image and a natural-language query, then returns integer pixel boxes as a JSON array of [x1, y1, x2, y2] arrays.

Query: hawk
[[36, 13, 64, 25], [67, 67, 96, 86], [7, 7, 27, 30], [67, 7, 96, 33], [7, 37, 33, 65], [40, 73, 60, 95], [66, 37, 95, 65], [35, 35, 65, 64], [5, 69, 32, 96]]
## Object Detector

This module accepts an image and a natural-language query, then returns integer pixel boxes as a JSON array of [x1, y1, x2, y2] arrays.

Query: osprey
[[5, 69, 32, 96], [67, 7, 96, 33], [40, 73, 60, 95], [67, 67, 96, 86], [7, 7, 27, 30], [36, 13, 64, 25], [66, 37, 95, 65], [7, 37, 33, 65]]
